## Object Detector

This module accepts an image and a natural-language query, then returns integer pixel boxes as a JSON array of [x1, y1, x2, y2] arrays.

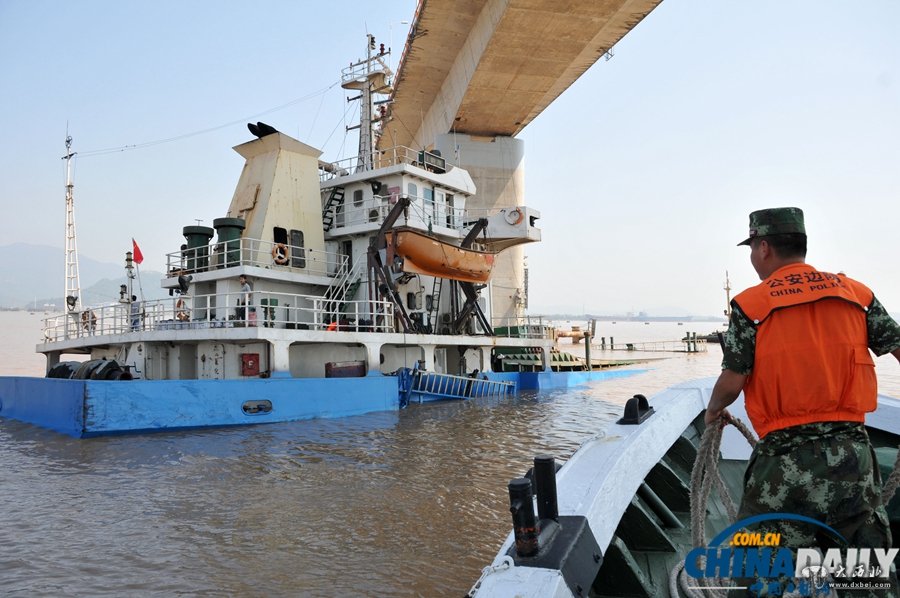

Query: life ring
[[504, 208, 523, 226], [175, 298, 190, 321], [272, 243, 289, 265], [81, 310, 97, 331], [326, 321, 338, 331]]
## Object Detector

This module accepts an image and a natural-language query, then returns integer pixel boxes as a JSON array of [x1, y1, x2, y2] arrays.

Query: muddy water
[[1, 314, 897, 596]]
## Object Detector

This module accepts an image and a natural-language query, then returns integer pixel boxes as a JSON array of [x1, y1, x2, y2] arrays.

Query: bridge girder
[[380, 0, 663, 151]]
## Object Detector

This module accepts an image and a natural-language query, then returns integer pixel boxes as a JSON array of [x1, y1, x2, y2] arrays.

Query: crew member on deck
[[705, 207, 900, 595], [130, 295, 143, 331], [236, 275, 253, 321]]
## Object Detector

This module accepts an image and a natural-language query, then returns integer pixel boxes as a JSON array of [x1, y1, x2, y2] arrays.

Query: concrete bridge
[[379, 0, 662, 319]]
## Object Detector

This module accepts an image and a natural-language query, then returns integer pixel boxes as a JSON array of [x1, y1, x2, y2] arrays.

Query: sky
[[0, 0, 897, 317]]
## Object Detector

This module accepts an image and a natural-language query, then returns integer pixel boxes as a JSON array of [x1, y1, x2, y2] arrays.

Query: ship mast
[[342, 34, 392, 172], [723, 270, 732, 320], [63, 134, 82, 311]]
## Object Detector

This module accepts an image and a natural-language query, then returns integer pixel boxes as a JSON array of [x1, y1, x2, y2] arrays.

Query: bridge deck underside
[[383, 0, 662, 149]]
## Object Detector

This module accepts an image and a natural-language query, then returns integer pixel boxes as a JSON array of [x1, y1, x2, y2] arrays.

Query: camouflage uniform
[[746, 425, 890, 565], [722, 293, 900, 596]]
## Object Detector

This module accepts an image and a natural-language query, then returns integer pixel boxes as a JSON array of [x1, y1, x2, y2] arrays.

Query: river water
[[1, 311, 898, 596]]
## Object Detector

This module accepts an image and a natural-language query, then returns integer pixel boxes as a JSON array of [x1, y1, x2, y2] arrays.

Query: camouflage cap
[[737, 207, 806, 246]]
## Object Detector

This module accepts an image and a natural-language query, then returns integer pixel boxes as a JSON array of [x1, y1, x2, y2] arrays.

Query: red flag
[[132, 238, 144, 265]]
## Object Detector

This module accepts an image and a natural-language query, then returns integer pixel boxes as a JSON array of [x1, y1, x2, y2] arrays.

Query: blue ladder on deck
[[399, 368, 514, 407]]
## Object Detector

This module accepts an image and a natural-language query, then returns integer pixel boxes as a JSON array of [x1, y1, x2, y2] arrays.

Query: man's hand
[[704, 406, 733, 426], [705, 369, 748, 427]]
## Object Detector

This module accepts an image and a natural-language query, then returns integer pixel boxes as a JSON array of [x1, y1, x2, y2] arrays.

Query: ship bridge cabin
[[36, 130, 548, 384]]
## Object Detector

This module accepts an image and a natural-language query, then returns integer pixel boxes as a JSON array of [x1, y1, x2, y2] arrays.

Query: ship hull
[[0, 375, 397, 438], [0, 368, 646, 438]]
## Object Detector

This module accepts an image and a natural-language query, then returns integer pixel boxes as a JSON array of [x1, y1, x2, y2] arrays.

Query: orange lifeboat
[[387, 228, 495, 284]]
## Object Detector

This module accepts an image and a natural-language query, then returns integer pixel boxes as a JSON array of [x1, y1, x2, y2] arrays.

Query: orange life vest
[[733, 263, 876, 439]]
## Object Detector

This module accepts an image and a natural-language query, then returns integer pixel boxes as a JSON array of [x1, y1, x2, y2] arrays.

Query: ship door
[[340, 240, 352, 272], [199, 343, 226, 380], [290, 229, 306, 268]]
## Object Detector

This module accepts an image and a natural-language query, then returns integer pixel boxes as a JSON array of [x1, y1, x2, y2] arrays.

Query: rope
[[668, 561, 706, 598], [681, 414, 759, 597], [679, 414, 900, 598]]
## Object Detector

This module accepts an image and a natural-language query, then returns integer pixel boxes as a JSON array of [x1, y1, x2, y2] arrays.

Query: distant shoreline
[[531, 315, 727, 323]]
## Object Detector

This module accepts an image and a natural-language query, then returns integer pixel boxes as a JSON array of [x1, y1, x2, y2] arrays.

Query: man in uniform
[[705, 207, 900, 594]]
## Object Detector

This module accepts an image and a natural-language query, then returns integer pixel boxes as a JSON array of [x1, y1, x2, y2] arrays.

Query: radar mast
[[63, 134, 82, 312]]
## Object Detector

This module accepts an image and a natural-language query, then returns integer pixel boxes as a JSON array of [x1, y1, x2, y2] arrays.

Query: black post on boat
[[533, 455, 559, 522], [508, 477, 539, 557], [583, 332, 592, 371]]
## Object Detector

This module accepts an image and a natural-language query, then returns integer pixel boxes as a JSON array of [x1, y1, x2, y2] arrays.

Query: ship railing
[[319, 145, 448, 182], [341, 56, 392, 87], [166, 238, 348, 278], [323, 252, 367, 315], [41, 303, 135, 342], [327, 193, 516, 237], [327, 194, 470, 234], [146, 291, 395, 333], [40, 291, 397, 342], [490, 316, 554, 340]]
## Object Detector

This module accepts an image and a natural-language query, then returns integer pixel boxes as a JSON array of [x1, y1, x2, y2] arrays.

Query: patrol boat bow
[[469, 378, 900, 597]]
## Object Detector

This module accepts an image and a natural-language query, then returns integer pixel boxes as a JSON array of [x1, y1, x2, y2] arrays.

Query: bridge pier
[[435, 134, 527, 324]]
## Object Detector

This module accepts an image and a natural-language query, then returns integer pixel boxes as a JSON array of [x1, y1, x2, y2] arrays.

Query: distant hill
[[0, 243, 169, 308]]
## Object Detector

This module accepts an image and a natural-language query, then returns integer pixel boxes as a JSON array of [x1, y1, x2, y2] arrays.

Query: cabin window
[[407, 182, 417, 201], [290, 229, 306, 268], [353, 189, 363, 207], [435, 190, 445, 227], [446, 194, 455, 228], [273, 227, 288, 244]]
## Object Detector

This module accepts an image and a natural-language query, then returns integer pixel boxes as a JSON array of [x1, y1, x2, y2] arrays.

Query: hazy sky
[[1, 1, 897, 316]]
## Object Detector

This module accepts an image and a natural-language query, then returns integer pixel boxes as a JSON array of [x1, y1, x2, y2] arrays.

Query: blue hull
[[0, 368, 648, 437], [0, 375, 398, 438], [403, 368, 648, 404], [490, 368, 648, 390]]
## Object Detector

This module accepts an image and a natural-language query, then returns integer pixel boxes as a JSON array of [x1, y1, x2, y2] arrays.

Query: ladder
[[427, 276, 443, 332], [338, 278, 362, 314], [323, 253, 365, 320], [399, 369, 514, 407], [322, 187, 346, 231]]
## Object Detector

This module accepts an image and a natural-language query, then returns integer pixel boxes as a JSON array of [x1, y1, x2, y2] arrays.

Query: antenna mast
[[723, 270, 732, 319], [63, 134, 82, 311], [342, 35, 392, 172]]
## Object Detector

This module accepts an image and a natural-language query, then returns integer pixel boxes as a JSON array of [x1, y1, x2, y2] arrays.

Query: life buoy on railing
[[81, 310, 97, 331], [272, 243, 289, 265], [504, 208, 524, 226], [175, 298, 190, 322]]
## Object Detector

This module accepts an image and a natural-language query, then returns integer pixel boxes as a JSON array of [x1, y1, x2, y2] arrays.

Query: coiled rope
[[673, 414, 900, 597], [671, 414, 757, 598]]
